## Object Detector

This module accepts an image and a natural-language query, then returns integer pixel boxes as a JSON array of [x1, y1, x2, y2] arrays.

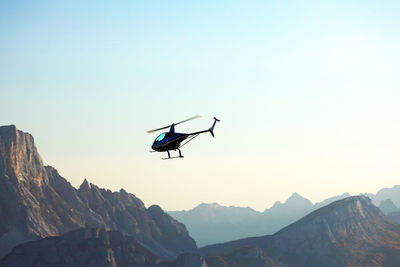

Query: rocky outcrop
[[0, 125, 197, 258], [202, 196, 400, 267], [0, 228, 207, 267]]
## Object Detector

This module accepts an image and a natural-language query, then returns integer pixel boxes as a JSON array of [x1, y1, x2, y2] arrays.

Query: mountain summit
[[169, 192, 316, 246], [202, 196, 400, 267], [0, 125, 197, 258]]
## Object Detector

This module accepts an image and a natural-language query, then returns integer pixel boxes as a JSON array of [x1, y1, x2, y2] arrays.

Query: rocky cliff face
[[0, 125, 197, 258], [0, 228, 208, 267], [202, 196, 400, 267]]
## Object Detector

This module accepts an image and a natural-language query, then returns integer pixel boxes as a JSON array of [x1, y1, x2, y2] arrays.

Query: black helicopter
[[147, 115, 220, 159]]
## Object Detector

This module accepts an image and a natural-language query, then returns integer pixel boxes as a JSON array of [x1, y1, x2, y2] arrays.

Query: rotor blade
[[146, 115, 201, 133], [146, 125, 171, 133], [175, 115, 201, 126]]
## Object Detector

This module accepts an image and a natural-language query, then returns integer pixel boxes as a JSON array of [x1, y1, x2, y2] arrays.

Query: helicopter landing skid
[[162, 150, 184, 160], [162, 156, 184, 160]]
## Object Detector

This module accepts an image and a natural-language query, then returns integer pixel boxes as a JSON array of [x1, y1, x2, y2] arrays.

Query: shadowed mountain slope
[[0, 228, 208, 267], [201, 196, 400, 267], [0, 125, 196, 258]]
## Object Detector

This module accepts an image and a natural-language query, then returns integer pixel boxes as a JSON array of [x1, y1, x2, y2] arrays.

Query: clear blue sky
[[1, 1, 400, 211]]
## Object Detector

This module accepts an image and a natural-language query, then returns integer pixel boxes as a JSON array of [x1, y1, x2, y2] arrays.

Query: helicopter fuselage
[[151, 132, 189, 152], [148, 116, 219, 159]]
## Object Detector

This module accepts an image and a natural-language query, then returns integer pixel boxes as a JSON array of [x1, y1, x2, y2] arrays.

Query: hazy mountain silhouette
[[201, 196, 400, 267], [169, 192, 352, 246], [366, 185, 400, 207], [170, 186, 400, 247], [313, 192, 351, 209], [0, 125, 197, 259], [368, 187, 400, 223], [169, 203, 261, 246], [379, 198, 398, 214]]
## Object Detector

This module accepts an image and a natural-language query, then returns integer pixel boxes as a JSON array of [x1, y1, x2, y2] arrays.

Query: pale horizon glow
[[1, 1, 400, 212]]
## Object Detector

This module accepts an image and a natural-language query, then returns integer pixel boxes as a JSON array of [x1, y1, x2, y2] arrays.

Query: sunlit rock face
[[0, 125, 197, 258]]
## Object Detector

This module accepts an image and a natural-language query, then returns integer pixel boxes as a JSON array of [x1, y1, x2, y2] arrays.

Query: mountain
[[0, 228, 208, 267], [366, 185, 400, 207], [313, 192, 351, 209], [0, 125, 197, 258], [201, 196, 400, 267], [379, 199, 398, 214], [261, 192, 314, 232], [169, 192, 351, 246], [387, 211, 400, 225], [170, 187, 400, 247], [169, 203, 261, 246]]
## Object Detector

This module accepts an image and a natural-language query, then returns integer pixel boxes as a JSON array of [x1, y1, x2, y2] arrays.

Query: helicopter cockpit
[[153, 133, 166, 145]]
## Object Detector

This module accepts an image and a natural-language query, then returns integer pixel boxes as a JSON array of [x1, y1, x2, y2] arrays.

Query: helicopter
[[147, 115, 220, 160]]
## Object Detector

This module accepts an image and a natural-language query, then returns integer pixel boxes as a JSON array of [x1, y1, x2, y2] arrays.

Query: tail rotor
[[209, 117, 220, 137]]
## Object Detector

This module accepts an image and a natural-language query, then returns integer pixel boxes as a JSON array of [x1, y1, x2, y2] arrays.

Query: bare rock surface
[[0, 125, 196, 259]]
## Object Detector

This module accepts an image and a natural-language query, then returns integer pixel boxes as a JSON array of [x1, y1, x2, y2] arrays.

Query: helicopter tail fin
[[209, 117, 220, 137]]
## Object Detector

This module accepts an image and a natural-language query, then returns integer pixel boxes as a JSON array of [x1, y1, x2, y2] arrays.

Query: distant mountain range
[[201, 196, 400, 267], [1, 124, 400, 267], [4, 195, 400, 267], [169, 188, 400, 246]]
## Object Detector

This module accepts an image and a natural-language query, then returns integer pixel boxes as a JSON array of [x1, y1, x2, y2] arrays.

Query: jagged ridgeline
[[2, 125, 400, 267], [201, 196, 400, 267], [0, 125, 197, 260]]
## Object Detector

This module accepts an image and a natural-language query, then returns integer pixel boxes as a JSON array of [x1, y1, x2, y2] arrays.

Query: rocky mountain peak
[[276, 195, 380, 237], [0, 125, 45, 186], [271, 195, 400, 264], [201, 196, 400, 267], [0, 125, 197, 259], [286, 192, 311, 204], [79, 178, 90, 190], [266, 192, 313, 213]]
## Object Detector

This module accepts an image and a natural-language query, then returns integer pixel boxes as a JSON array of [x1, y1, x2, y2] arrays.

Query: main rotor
[[146, 115, 201, 134]]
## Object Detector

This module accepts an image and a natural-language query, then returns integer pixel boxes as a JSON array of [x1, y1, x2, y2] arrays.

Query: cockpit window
[[155, 133, 166, 142]]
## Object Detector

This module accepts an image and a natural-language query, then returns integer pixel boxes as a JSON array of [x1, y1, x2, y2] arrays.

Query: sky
[[1, 0, 400, 211]]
